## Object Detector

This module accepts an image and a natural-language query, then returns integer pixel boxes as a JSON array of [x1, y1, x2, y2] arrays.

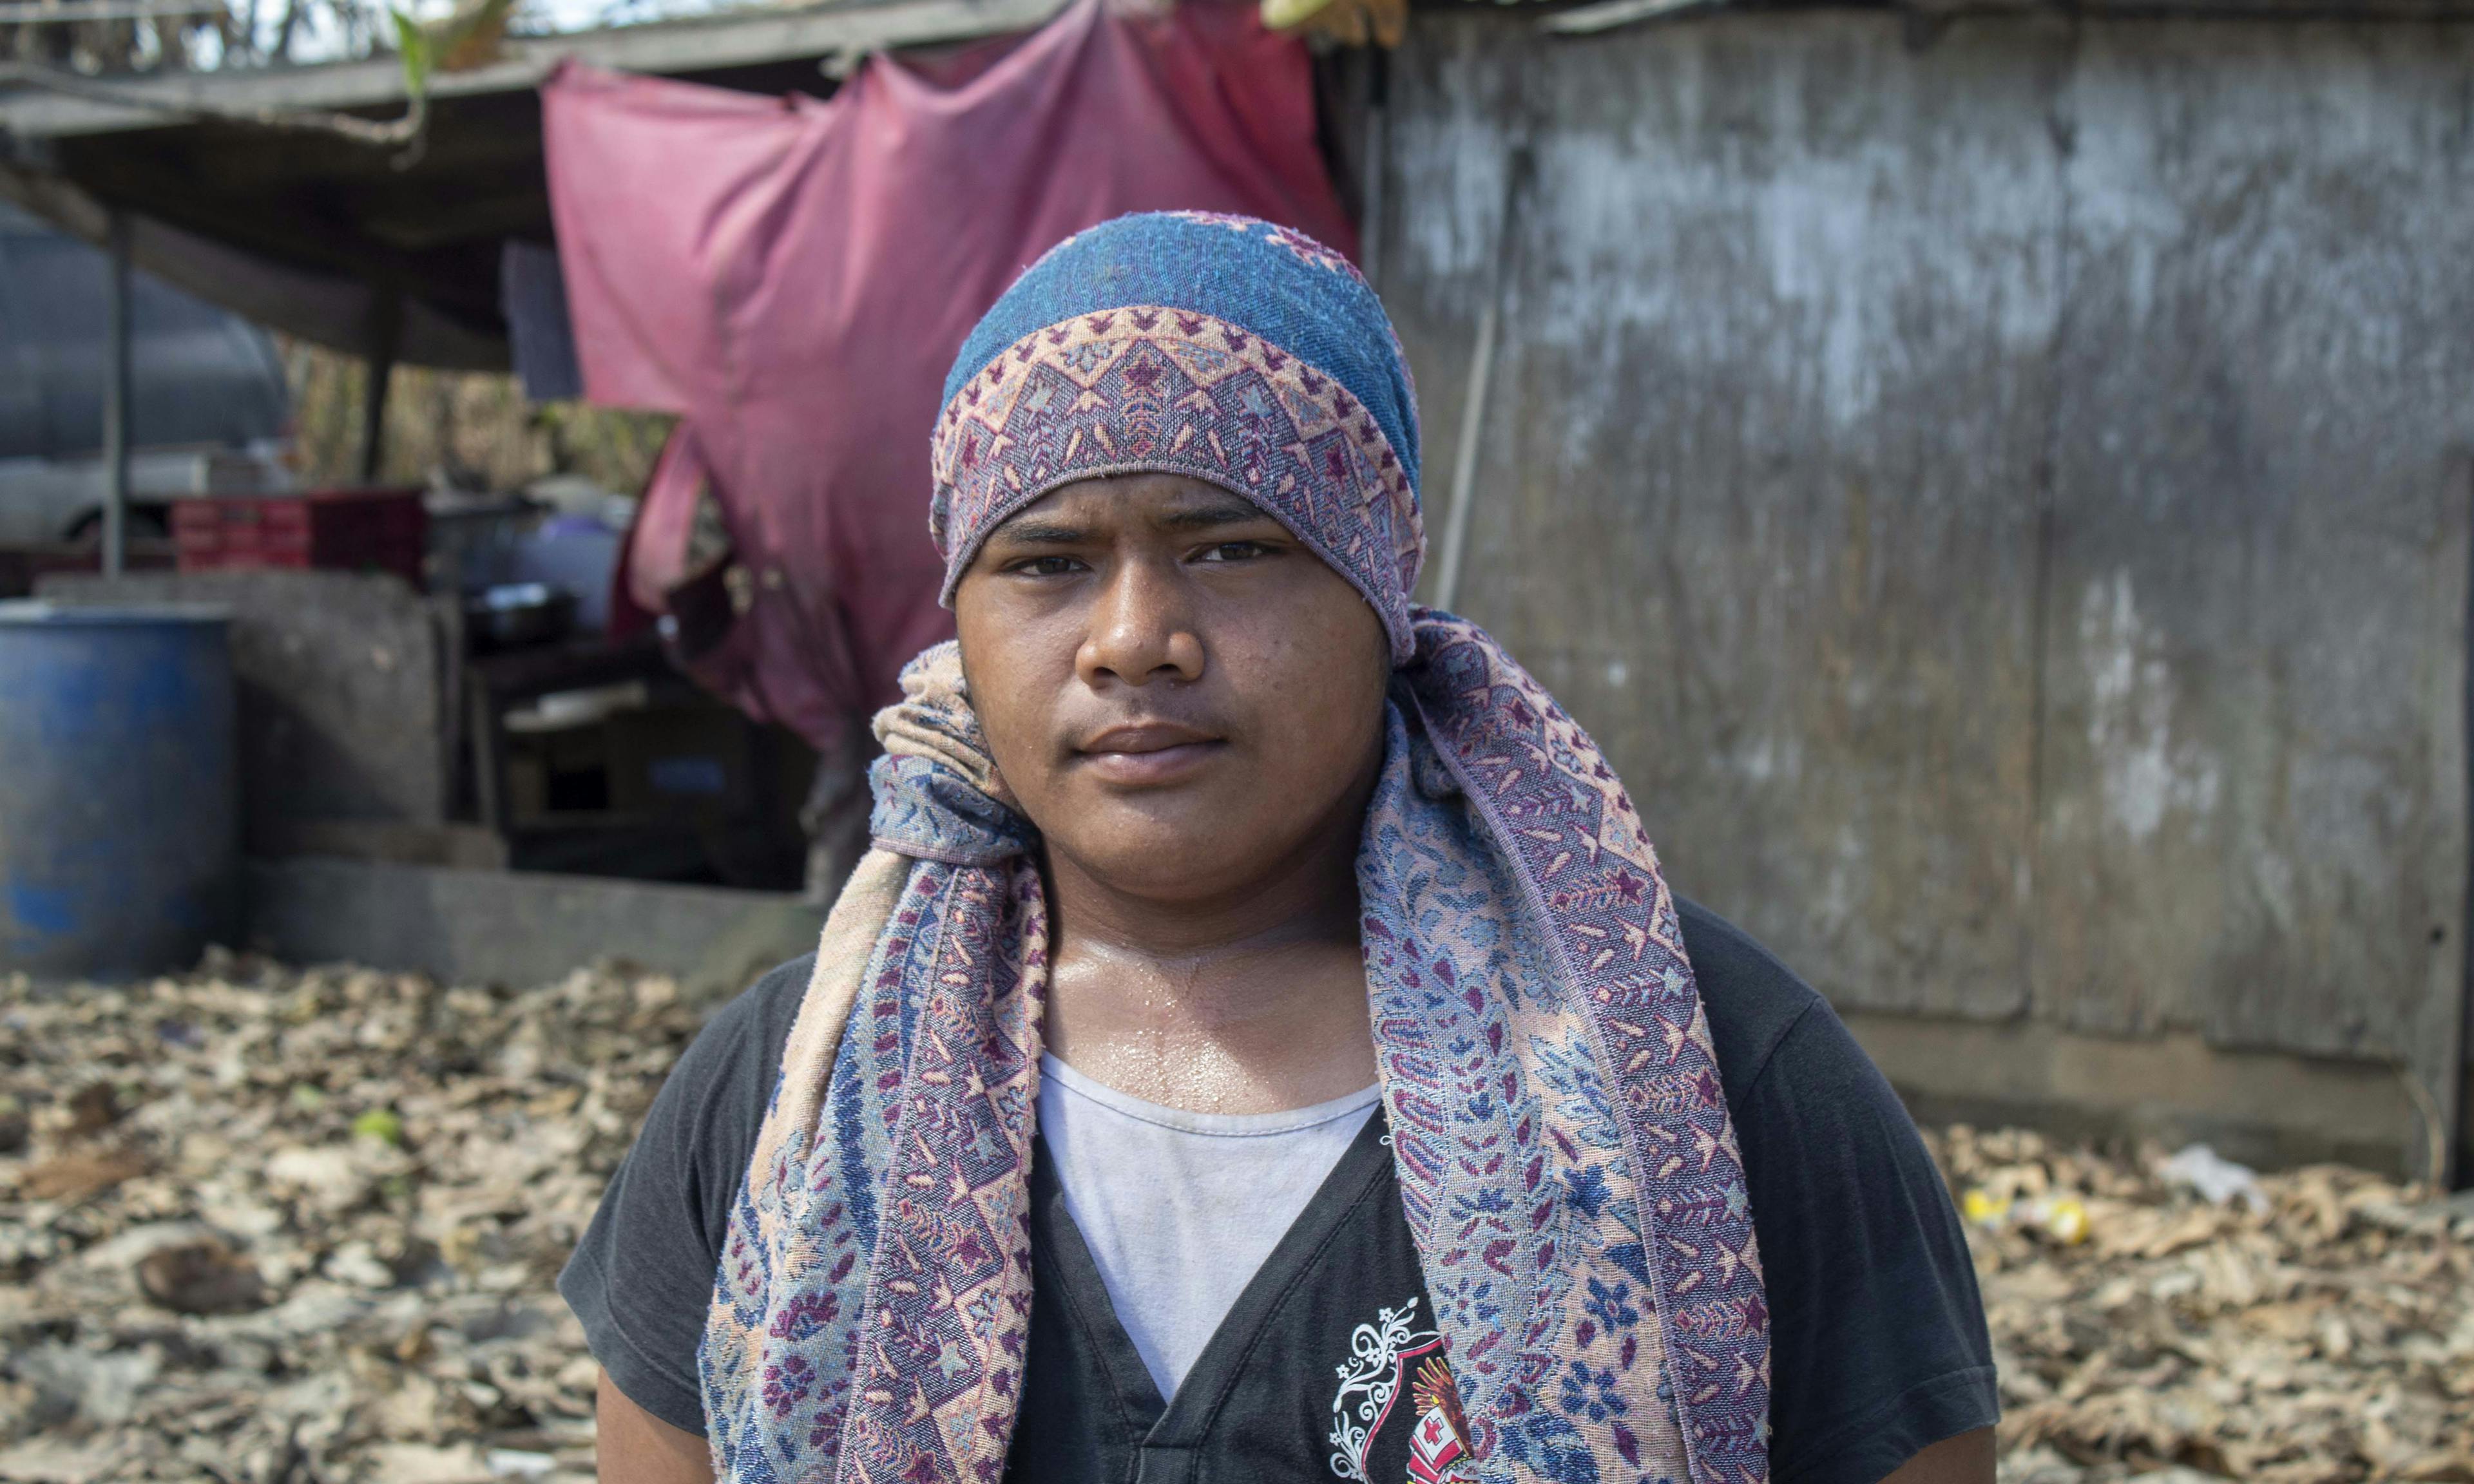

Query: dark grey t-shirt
[[559, 899, 1998, 1484]]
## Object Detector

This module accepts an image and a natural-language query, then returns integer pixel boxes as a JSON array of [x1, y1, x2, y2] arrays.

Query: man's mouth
[[1073, 721, 1227, 786]]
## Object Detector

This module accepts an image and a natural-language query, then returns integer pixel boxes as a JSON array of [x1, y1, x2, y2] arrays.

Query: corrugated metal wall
[[1374, 9, 2474, 1173]]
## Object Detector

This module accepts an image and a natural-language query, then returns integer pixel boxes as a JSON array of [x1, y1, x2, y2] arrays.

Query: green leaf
[[390, 8, 432, 99], [351, 1107, 405, 1146]]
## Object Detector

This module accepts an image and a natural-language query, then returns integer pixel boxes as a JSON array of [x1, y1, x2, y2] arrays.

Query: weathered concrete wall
[[244, 857, 820, 1004], [1844, 1009, 2422, 1177], [1379, 11, 2473, 1175]]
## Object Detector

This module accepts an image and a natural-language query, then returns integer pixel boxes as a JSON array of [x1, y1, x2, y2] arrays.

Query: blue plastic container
[[0, 602, 237, 978]]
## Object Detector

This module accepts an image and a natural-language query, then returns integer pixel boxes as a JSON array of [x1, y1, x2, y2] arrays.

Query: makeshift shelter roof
[[0, 0, 1068, 369]]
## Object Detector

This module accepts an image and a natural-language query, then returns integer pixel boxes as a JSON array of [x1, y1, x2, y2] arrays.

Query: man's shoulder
[[1673, 895, 1829, 1109], [687, 952, 818, 1092], [1666, 906, 1999, 1484]]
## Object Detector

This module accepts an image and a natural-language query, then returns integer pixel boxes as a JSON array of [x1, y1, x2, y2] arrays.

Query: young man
[[564, 213, 1998, 1484]]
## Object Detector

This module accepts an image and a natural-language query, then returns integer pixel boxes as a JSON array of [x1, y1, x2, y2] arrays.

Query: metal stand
[[358, 289, 401, 484], [101, 209, 131, 577]]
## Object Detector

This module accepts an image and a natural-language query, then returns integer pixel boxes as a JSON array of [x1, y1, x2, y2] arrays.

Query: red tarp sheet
[[542, 0, 1357, 752]]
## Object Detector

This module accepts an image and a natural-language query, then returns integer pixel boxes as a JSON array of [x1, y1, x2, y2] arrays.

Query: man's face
[[953, 472, 1392, 904]]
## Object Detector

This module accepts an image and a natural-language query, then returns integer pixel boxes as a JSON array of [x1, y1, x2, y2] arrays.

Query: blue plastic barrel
[[0, 603, 237, 978]]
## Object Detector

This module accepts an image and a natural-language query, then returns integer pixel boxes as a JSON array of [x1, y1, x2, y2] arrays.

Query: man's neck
[[1038, 785, 1381, 1115]]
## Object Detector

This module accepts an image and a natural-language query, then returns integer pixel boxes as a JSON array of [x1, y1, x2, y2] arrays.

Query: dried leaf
[[135, 1239, 268, 1315], [64, 1082, 122, 1138], [20, 1149, 147, 1202]]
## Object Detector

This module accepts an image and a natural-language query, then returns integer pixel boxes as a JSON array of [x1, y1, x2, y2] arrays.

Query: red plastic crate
[[172, 488, 427, 589]]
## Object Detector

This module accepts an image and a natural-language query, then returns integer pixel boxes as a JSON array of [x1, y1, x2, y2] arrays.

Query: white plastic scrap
[[2156, 1142, 2267, 1211], [486, 1449, 557, 1478]]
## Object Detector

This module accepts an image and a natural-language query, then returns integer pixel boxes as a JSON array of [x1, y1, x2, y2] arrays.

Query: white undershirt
[[1035, 1054, 1381, 1400]]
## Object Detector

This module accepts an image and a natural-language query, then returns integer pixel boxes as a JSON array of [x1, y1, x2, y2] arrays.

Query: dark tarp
[[0, 199, 287, 460]]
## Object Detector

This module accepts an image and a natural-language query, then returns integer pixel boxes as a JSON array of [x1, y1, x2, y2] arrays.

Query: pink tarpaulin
[[542, 0, 1356, 752]]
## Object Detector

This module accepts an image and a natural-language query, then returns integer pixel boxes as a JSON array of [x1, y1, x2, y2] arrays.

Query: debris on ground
[[1940, 1127, 2474, 1484], [0, 953, 702, 1484], [1, 958, 2469, 1482]]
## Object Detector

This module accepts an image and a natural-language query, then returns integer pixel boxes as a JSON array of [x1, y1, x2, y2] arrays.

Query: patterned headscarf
[[703, 213, 1770, 1484]]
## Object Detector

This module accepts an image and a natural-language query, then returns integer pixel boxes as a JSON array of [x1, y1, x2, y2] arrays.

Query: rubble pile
[[1941, 1126, 2474, 1483], [0, 955, 704, 1484], [1, 956, 2470, 1483]]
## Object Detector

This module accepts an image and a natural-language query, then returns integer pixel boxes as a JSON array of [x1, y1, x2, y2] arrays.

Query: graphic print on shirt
[[1327, 1297, 1477, 1484]]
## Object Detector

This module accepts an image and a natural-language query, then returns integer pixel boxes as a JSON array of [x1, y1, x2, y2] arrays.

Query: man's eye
[[1006, 555, 1083, 576], [1196, 542, 1271, 563]]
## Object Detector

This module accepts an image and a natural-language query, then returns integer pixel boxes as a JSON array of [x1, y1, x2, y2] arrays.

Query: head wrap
[[703, 213, 1771, 1484]]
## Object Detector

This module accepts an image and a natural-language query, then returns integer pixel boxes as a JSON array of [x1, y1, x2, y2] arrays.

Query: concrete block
[[37, 570, 455, 848], [242, 855, 820, 1003]]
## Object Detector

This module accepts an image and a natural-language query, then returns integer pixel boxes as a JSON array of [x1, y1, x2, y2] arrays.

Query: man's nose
[[1075, 556, 1205, 688]]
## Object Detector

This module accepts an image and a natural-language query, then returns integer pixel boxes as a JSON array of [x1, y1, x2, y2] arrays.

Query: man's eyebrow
[[987, 499, 1274, 546], [987, 517, 1087, 546], [1154, 500, 1278, 532]]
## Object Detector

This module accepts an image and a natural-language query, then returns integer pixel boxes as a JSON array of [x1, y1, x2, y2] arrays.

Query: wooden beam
[[0, 0, 220, 21], [0, 0, 1070, 140]]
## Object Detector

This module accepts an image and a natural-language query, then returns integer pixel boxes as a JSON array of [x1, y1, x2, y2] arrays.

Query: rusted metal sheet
[[1386, 13, 2069, 1022], [1380, 9, 2473, 1163], [2032, 23, 2473, 1148]]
